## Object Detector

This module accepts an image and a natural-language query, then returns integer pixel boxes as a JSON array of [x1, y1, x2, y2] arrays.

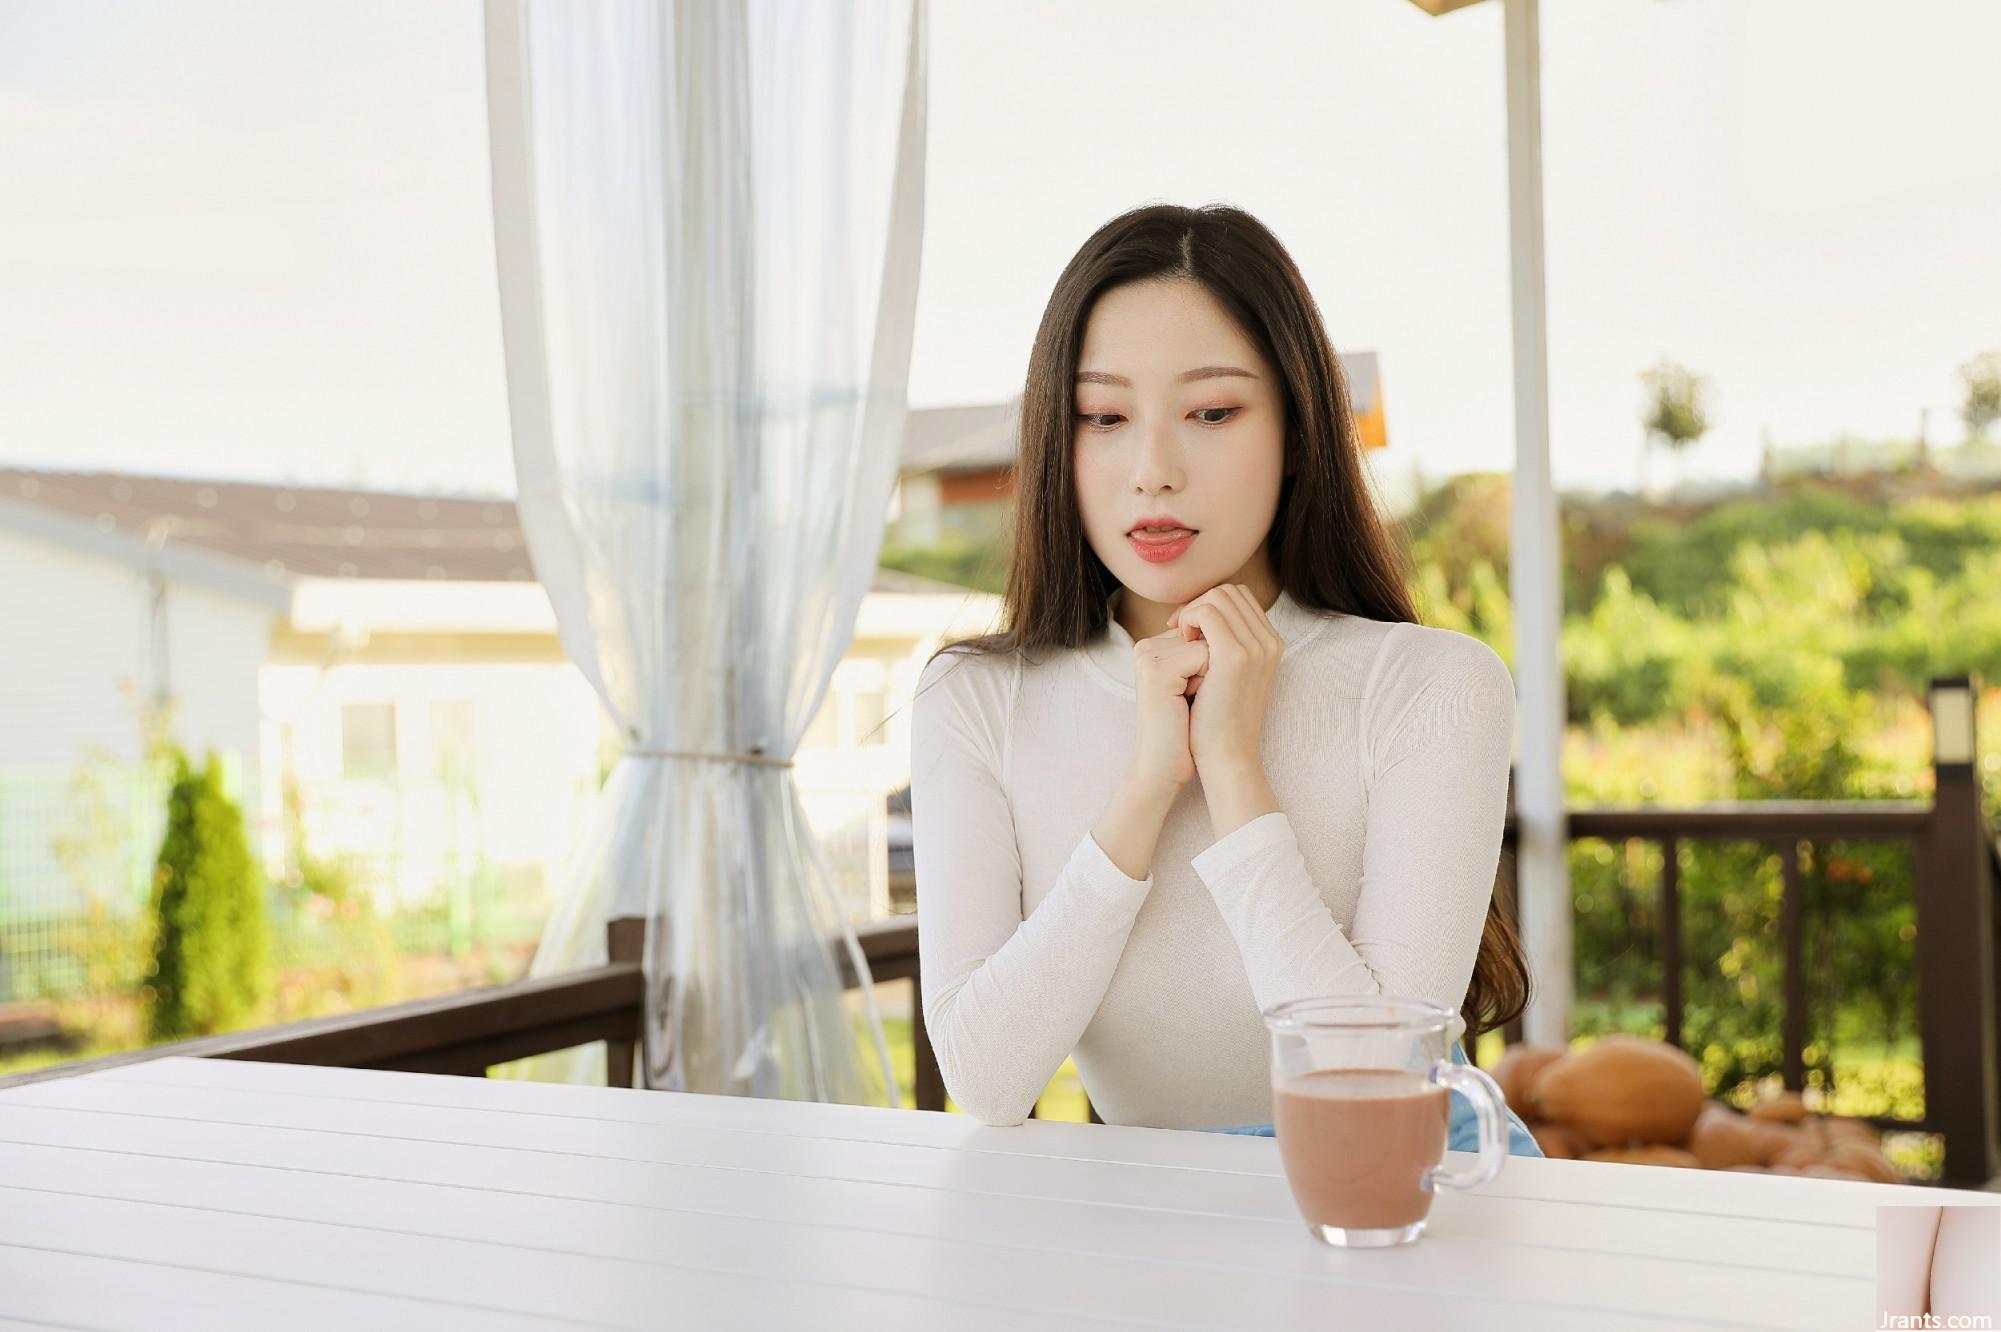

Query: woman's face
[[1070, 277, 1287, 619]]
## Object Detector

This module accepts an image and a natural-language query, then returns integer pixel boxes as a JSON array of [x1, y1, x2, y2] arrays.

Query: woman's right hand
[[1128, 624, 1209, 790]]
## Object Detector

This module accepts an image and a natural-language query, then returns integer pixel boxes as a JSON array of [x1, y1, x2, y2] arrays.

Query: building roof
[[901, 401, 1021, 475], [0, 467, 534, 582], [0, 465, 979, 600]]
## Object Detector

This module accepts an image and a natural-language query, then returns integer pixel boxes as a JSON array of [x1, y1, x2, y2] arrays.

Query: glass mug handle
[[1422, 1059, 1508, 1194]]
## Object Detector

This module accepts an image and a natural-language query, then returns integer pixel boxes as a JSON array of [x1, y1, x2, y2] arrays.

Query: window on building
[[802, 693, 840, 750], [851, 685, 887, 747], [341, 702, 396, 781], [831, 659, 889, 747], [432, 699, 477, 786]]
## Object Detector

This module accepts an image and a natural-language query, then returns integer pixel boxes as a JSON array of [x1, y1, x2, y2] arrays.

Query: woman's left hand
[[1168, 583, 1284, 777]]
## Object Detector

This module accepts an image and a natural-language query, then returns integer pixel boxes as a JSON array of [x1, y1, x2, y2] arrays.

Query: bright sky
[[1, 0, 1996, 499]]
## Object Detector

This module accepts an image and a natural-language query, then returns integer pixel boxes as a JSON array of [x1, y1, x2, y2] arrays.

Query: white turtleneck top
[[909, 586, 1518, 1129]]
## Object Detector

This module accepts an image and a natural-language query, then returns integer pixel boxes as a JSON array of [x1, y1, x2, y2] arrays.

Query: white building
[[0, 466, 998, 998]]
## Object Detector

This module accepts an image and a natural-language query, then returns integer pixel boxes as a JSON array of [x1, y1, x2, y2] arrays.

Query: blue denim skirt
[[1208, 1039, 1545, 1157]]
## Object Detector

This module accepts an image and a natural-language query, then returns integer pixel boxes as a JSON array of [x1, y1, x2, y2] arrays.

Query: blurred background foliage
[[1414, 472, 1999, 1179], [882, 470, 2001, 1171]]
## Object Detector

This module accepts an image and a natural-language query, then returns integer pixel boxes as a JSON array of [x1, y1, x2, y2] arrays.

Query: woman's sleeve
[[910, 653, 1153, 1126], [1189, 633, 1516, 1017]]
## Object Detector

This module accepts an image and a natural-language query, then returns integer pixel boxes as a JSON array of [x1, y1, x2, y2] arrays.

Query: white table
[[0, 1055, 1983, 1330]]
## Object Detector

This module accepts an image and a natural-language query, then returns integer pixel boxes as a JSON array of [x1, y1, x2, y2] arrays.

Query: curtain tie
[[625, 747, 796, 769]]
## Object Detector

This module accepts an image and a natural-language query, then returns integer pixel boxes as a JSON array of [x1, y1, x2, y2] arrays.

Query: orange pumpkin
[[1581, 1144, 1702, 1169], [1772, 1163, 1871, 1182], [1746, 1120, 1811, 1165], [1684, 1103, 1766, 1170], [1493, 1043, 1568, 1118], [1530, 1121, 1590, 1160], [1747, 1091, 1808, 1124], [1770, 1140, 1828, 1172], [1814, 1115, 1881, 1146], [1823, 1139, 1901, 1184], [1531, 1035, 1707, 1148]]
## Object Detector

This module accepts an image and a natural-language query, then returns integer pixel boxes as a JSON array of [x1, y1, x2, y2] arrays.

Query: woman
[[909, 202, 1540, 1155]]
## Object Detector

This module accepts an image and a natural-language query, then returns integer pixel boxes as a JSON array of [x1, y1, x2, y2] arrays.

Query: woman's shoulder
[[1283, 613, 1509, 697], [1378, 621, 1513, 684], [914, 644, 1021, 744], [917, 641, 1017, 699], [1354, 621, 1516, 734]]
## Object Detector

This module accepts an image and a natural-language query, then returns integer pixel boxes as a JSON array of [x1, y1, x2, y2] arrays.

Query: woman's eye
[[1075, 408, 1239, 430]]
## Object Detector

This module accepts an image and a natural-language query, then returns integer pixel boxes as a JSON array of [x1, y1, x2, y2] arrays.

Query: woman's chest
[[1000, 682, 1373, 919]]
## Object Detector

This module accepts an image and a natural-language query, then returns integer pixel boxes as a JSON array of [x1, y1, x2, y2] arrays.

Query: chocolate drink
[[1272, 1067, 1450, 1231]]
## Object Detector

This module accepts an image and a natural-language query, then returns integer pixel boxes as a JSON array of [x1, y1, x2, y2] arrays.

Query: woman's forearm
[[1093, 768, 1184, 880]]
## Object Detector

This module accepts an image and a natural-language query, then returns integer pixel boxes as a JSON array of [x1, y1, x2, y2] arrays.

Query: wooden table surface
[[0, 1055, 1983, 1330]]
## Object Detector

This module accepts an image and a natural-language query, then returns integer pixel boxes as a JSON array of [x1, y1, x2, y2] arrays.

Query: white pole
[[1502, 0, 1573, 1046]]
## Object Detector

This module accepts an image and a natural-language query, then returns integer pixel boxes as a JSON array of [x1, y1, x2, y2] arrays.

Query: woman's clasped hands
[[1128, 583, 1283, 792]]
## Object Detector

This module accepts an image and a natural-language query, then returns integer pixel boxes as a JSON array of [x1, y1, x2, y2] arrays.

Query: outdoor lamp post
[[1930, 675, 1977, 772], [1918, 676, 1998, 1183]]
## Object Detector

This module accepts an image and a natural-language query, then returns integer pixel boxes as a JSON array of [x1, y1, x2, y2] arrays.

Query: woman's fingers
[[1169, 636, 1209, 683], [1179, 600, 1247, 660], [1219, 582, 1281, 652], [1185, 645, 1209, 696], [1140, 631, 1209, 697], [1174, 585, 1262, 656]]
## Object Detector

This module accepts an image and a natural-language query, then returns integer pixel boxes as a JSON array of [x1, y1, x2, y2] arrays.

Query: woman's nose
[[1131, 421, 1184, 493]]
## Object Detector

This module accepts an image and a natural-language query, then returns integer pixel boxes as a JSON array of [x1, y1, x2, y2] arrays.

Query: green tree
[[877, 532, 1008, 595], [1639, 358, 1715, 496], [142, 748, 272, 1041], [1958, 351, 2001, 441], [266, 767, 400, 1016]]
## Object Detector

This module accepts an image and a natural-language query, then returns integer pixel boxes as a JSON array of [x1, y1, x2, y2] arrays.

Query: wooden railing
[[0, 915, 937, 1098], [1496, 673, 2001, 1187], [0, 959, 644, 1090], [5, 676, 1991, 1184], [7, 829, 1989, 1172], [605, 914, 938, 1102], [1505, 803, 1931, 1065]]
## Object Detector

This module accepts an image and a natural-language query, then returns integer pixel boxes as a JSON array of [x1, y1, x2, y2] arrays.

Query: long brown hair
[[912, 202, 1530, 1043]]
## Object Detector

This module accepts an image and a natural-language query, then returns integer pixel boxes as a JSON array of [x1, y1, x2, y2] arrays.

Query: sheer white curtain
[[481, 0, 926, 1101]]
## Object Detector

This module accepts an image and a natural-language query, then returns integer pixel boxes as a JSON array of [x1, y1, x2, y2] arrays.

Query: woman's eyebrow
[[1074, 366, 1260, 387]]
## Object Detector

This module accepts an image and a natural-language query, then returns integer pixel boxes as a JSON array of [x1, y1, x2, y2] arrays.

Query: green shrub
[[142, 748, 271, 1041]]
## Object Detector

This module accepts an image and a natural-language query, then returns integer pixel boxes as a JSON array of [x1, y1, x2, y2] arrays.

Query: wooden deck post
[[1915, 675, 1999, 1185], [605, 917, 646, 1089], [907, 981, 947, 1112], [607, 912, 951, 1110]]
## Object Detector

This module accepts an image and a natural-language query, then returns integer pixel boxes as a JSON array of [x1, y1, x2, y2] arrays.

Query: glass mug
[[1264, 995, 1509, 1248]]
